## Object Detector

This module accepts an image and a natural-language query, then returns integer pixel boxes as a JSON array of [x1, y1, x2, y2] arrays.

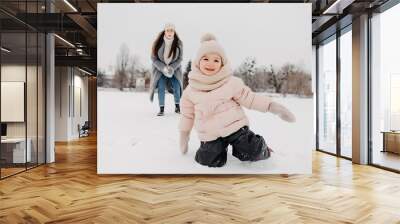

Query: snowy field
[[98, 90, 313, 174]]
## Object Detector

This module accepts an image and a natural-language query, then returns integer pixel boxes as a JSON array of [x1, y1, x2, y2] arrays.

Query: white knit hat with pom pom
[[193, 33, 228, 68]]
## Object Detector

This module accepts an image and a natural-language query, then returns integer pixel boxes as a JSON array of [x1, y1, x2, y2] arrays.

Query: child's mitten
[[268, 102, 296, 123], [180, 131, 190, 154]]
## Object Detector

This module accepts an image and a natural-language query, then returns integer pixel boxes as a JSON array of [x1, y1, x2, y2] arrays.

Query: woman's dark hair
[[152, 31, 181, 60]]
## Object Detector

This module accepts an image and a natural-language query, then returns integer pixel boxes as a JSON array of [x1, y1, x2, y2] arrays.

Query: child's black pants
[[195, 126, 270, 167]]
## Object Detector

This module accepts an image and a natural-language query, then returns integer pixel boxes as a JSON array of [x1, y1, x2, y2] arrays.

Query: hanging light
[[63, 0, 78, 12], [54, 34, 75, 48], [1, 47, 11, 53]]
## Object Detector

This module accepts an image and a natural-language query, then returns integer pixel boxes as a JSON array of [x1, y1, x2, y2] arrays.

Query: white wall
[[55, 67, 89, 141], [1, 66, 25, 129], [71, 73, 89, 138], [1, 65, 26, 141], [55, 66, 70, 141], [1, 65, 38, 138], [1, 82, 25, 122]]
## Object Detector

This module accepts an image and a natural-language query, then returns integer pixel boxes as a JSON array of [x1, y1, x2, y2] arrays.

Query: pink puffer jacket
[[179, 76, 273, 141]]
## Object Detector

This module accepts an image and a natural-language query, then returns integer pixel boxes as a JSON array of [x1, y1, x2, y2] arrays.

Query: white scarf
[[163, 36, 174, 65], [188, 64, 232, 91]]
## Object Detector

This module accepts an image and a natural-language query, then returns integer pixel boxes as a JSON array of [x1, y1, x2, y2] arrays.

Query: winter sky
[[97, 3, 312, 74]]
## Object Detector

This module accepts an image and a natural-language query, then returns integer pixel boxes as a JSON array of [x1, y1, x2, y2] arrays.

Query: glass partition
[[27, 30, 38, 169], [0, 1, 46, 179], [370, 4, 400, 171], [317, 36, 337, 155], [1, 31, 28, 177], [339, 28, 352, 158]]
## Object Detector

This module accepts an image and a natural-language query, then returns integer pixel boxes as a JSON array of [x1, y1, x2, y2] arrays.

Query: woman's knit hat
[[193, 33, 228, 67], [164, 23, 175, 30]]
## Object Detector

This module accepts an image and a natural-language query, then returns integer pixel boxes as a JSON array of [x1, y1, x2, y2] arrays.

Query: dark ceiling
[[0, 0, 392, 74]]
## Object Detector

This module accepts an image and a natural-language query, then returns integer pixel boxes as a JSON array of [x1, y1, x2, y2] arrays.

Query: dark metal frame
[[315, 44, 319, 151], [336, 26, 341, 159], [44, 0, 47, 165], [367, 10, 373, 166], [0, 0, 47, 180], [25, 4, 28, 171], [315, 23, 353, 162]]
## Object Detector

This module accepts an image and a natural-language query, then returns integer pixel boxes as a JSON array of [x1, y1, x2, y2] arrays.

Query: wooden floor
[[1, 135, 400, 223], [373, 150, 400, 171], [1, 167, 26, 178]]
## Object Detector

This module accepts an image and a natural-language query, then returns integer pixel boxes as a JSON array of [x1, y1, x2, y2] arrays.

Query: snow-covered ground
[[98, 90, 313, 174]]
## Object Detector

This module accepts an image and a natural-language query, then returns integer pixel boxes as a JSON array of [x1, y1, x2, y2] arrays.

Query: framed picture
[[98, 3, 313, 174]]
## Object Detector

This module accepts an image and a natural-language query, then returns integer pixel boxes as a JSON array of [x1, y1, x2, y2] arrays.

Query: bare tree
[[278, 63, 296, 95], [127, 55, 141, 90], [268, 65, 286, 94], [97, 68, 105, 87], [114, 43, 130, 91], [128, 55, 141, 77], [287, 70, 312, 96], [235, 57, 257, 89], [233, 60, 312, 97], [183, 60, 191, 90]]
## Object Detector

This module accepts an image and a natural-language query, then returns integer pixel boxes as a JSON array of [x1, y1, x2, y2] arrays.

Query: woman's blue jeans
[[157, 75, 181, 107]]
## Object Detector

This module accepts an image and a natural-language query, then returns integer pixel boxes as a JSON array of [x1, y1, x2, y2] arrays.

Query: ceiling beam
[[55, 55, 96, 71], [67, 13, 97, 37], [322, 0, 356, 14]]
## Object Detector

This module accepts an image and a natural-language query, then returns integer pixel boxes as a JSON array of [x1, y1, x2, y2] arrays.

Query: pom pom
[[200, 33, 216, 43]]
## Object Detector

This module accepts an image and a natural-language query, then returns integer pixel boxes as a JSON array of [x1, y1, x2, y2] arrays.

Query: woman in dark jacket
[[149, 23, 183, 116]]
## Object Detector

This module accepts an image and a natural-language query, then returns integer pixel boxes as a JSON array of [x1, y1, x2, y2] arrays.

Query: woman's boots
[[157, 106, 164, 116], [157, 104, 181, 116], [157, 104, 180, 116]]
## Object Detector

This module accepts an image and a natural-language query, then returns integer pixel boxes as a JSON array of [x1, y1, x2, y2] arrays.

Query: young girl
[[179, 33, 296, 168]]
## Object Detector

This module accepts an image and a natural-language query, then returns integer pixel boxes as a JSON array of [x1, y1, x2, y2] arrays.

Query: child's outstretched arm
[[178, 89, 195, 154], [268, 102, 296, 122], [232, 78, 296, 123]]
